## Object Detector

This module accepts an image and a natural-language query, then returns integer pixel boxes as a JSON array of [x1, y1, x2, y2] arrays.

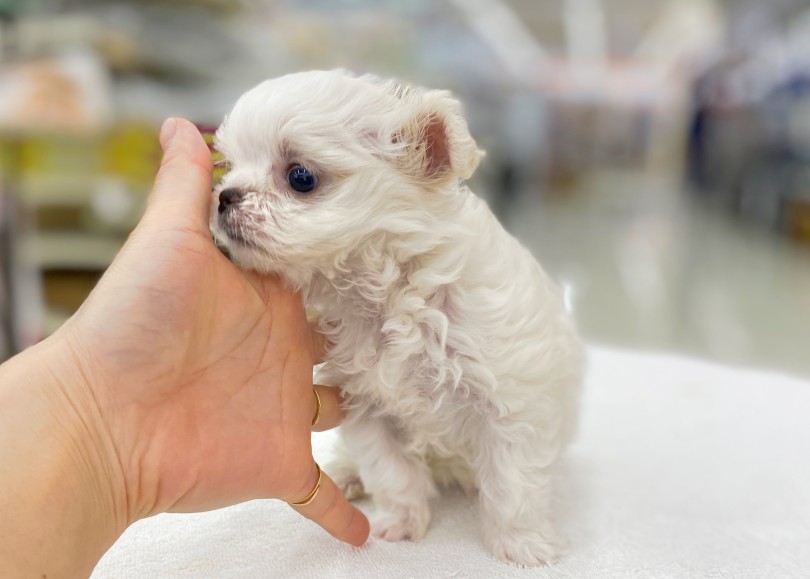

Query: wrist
[[0, 335, 129, 577]]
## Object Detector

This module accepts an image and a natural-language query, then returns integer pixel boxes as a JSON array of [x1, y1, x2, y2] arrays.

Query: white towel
[[91, 347, 810, 578]]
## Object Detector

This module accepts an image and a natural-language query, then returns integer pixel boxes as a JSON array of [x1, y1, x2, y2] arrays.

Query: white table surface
[[92, 347, 810, 578]]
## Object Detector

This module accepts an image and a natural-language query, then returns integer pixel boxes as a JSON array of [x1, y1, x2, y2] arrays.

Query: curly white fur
[[209, 70, 584, 565]]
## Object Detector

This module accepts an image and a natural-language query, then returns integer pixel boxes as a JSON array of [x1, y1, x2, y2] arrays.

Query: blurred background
[[0, 0, 808, 376]]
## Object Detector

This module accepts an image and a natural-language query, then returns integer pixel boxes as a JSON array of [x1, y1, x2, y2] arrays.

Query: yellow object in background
[[106, 123, 163, 190], [198, 125, 228, 184]]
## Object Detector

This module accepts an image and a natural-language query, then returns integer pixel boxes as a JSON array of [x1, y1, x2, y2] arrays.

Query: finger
[[143, 118, 213, 234], [312, 385, 346, 432], [290, 465, 369, 547]]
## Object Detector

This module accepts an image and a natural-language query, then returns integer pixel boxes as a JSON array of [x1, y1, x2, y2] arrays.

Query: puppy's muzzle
[[218, 187, 244, 214]]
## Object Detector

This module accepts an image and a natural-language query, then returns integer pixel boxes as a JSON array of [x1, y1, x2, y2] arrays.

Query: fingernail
[[160, 118, 178, 150]]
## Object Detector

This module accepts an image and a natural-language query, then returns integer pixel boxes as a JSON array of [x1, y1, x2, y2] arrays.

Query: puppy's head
[[210, 70, 482, 287]]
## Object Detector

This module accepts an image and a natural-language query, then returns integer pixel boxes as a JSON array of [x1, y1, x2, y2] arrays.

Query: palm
[[71, 214, 315, 518]]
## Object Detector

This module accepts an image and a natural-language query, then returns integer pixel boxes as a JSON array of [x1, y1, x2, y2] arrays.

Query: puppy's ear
[[394, 90, 483, 187]]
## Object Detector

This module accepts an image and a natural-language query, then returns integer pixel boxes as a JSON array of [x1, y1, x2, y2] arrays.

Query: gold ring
[[289, 463, 322, 507], [311, 388, 321, 427]]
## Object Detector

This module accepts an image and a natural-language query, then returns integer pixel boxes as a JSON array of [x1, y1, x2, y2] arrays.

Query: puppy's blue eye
[[287, 165, 318, 193]]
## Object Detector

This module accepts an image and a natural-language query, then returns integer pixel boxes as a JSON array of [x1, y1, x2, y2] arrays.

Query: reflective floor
[[501, 170, 810, 379]]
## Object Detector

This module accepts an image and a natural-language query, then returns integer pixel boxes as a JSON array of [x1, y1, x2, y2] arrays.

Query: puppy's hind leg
[[326, 434, 367, 501], [342, 415, 437, 542], [472, 417, 565, 566]]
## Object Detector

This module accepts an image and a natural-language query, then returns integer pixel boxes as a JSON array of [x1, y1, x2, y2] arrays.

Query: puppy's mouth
[[222, 227, 257, 248], [217, 209, 264, 250]]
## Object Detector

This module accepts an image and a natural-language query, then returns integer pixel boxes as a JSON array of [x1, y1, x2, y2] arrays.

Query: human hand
[[0, 118, 367, 577], [70, 117, 367, 538]]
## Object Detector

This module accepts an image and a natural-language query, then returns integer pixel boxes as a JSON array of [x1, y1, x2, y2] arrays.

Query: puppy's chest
[[356, 358, 455, 416], [323, 318, 469, 424]]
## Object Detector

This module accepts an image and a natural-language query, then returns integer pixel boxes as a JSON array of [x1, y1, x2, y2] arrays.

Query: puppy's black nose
[[218, 188, 243, 214]]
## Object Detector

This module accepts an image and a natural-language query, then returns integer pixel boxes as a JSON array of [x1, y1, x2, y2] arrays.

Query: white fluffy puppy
[[210, 70, 583, 565]]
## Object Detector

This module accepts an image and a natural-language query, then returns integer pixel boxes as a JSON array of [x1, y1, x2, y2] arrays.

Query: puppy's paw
[[334, 472, 367, 501], [372, 504, 431, 542], [484, 526, 563, 566], [325, 454, 366, 501]]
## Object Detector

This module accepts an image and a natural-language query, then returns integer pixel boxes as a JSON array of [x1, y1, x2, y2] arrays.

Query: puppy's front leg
[[341, 415, 437, 542]]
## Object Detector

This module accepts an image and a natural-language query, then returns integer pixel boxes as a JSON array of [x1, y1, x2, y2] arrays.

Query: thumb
[[142, 118, 214, 233]]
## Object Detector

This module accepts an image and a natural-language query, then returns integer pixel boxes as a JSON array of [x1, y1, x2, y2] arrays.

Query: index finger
[[290, 465, 369, 546], [311, 385, 346, 432]]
